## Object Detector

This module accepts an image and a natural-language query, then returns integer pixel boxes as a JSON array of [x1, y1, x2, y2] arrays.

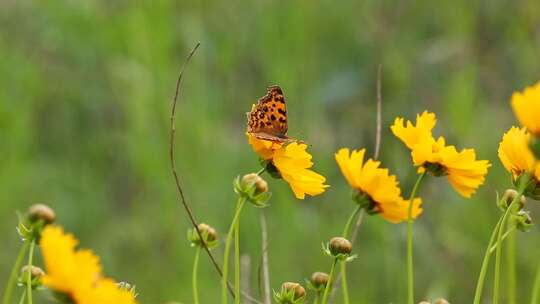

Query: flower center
[[424, 162, 448, 177]]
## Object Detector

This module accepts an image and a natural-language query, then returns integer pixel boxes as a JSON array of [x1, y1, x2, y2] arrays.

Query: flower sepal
[[513, 173, 540, 200], [18, 266, 45, 289], [273, 282, 306, 304], [187, 223, 218, 249], [322, 237, 357, 262], [511, 210, 534, 232], [423, 162, 447, 177], [234, 174, 271, 208]]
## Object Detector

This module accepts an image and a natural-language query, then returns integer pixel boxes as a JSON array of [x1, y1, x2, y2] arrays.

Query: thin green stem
[[530, 261, 540, 304], [2, 241, 29, 304], [342, 205, 362, 238], [473, 217, 503, 304], [256, 167, 266, 176], [26, 240, 35, 304], [234, 215, 241, 304], [17, 290, 26, 304], [321, 259, 338, 304], [493, 190, 524, 304], [406, 172, 426, 304], [221, 197, 246, 304], [340, 262, 350, 304], [506, 229, 516, 304], [313, 293, 320, 304], [192, 246, 201, 304], [489, 227, 516, 254]]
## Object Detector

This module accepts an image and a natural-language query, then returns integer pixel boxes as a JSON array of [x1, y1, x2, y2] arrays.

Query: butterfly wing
[[247, 85, 290, 141]]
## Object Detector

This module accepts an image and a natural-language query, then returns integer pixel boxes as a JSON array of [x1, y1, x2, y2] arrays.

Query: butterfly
[[247, 85, 296, 143]]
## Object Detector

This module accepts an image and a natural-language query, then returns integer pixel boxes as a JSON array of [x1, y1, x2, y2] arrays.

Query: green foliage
[[1, 0, 540, 303]]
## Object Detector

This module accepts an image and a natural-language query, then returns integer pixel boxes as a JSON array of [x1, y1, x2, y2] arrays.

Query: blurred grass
[[1, 0, 540, 303]]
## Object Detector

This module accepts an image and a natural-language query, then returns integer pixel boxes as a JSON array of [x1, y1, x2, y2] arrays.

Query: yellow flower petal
[[392, 111, 490, 198], [40, 226, 138, 304], [391, 111, 436, 150], [335, 148, 422, 223], [498, 126, 540, 180], [274, 143, 328, 199], [511, 81, 540, 135]]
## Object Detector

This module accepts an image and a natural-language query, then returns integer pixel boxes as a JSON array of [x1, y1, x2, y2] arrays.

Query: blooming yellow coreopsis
[[391, 111, 491, 198], [248, 134, 328, 199], [498, 127, 540, 182], [40, 225, 137, 304], [511, 81, 540, 135], [335, 148, 422, 223]]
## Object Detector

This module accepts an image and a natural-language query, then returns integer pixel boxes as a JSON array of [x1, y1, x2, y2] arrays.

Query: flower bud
[[514, 210, 533, 232], [188, 223, 218, 248], [241, 173, 268, 195], [20, 266, 45, 280], [417, 302, 431, 304], [275, 282, 306, 302], [310, 272, 329, 289], [433, 298, 450, 304], [499, 189, 526, 211], [19, 266, 45, 288], [197, 223, 217, 242], [329, 237, 352, 256], [28, 204, 55, 225]]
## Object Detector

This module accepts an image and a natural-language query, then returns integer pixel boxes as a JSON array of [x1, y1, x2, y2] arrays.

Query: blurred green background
[[1, 1, 540, 303]]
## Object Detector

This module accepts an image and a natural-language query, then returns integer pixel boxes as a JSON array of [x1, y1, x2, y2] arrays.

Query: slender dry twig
[[374, 64, 382, 160], [329, 65, 383, 304], [241, 254, 252, 303], [260, 212, 272, 304], [169, 42, 261, 304]]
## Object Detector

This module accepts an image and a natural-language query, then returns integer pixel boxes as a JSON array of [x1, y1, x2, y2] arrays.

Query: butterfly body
[[247, 85, 295, 143]]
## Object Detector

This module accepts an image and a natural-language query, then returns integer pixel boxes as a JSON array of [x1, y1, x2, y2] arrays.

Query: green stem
[[2, 241, 30, 304], [256, 167, 266, 175], [340, 262, 350, 304], [473, 217, 503, 304], [406, 172, 426, 304], [18, 290, 26, 304], [313, 293, 320, 304], [489, 227, 516, 254], [221, 197, 246, 304], [321, 259, 338, 304], [507, 229, 516, 304], [530, 261, 540, 304], [26, 240, 35, 304], [342, 205, 362, 238], [234, 215, 241, 304], [192, 246, 201, 304], [493, 189, 524, 304]]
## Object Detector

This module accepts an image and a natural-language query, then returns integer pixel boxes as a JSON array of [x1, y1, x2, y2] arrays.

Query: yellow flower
[[391, 111, 491, 198], [335, 148, 422, 223], [498, 126, 540, 181], [511, 81, 540, 135], [248, 134, 328, 199], [40, 226, 137, 304]]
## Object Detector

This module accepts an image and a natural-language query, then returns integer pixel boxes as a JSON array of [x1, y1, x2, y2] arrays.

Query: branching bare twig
[[329, 65, 383, 304], [169, 42, 262, 304]]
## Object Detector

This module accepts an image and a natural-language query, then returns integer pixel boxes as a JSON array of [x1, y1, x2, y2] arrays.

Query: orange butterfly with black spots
[[247, 85, 297, 143]]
